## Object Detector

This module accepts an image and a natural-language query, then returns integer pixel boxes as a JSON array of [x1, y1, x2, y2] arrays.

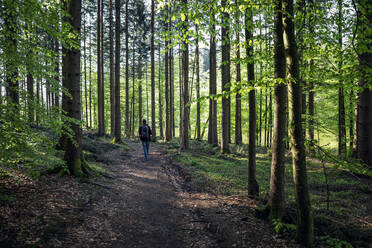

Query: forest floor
[[0, 133, 371, 247], [0, 133, 298, 248]]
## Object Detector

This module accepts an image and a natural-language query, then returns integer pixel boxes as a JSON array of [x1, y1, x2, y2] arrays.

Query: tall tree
[[164, 5, 171, 141], [97, 0, 105, 136], [158, 42, 164, 138], [109, 0, 115, 136], [337, 0, 346, 156], [220, 0, 230, 153], [356, 0, 372, 167], [246, 7, 259, 196], [208, 4, 218, 146], [234, 0, 242, 145], [307, 0, 315, 154], [4, 0, 19, 113], [196, 25, 201, 140], [61, 0, 84, 176], [114, 0, 122, 142], [283, 0, 314, 245], [268, 0, 287, 220], [125, 0, 130, 137], [150, 0, 156, 140], [180, 0, 189, 150]]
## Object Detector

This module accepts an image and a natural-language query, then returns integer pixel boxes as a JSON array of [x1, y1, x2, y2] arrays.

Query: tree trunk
[[158, 42, 164, 138], [131, 39, 135, 137], [138, 58, 143, 127], [97, 0, 105, 136], [114, 0, 122, 142], [307, 0, 315, 154], [269, 0, 287, 220], [109, 0, 115, 136], [208, 9, 218, 146], [196, 26, 201, 140], [338, 0, 347, 157], [61, 0, 83, 176], [234, 2, 242, 145], [349, 89, 354, 152], [220, 0, 230, 154], [246, 7, 259, 197], [180, 0, 189, 150], [165, 8, 170, 141], [150, 0, 156, 140], [4, 0, 19, 113], [356, 0, 372, 167], [125, 0, 130, 137], [283, 0, 314, 245]]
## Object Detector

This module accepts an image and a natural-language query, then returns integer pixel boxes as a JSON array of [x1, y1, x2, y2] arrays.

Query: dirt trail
[[0, 139, 296, 247]]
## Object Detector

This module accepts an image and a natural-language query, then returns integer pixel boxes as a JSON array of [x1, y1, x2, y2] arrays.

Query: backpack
[[141, 125, 150, 140]]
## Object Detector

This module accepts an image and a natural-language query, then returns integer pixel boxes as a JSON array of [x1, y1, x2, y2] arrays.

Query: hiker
[[138, 119, 152, 160]]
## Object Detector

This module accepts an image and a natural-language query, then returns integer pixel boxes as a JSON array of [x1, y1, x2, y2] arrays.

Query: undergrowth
[[165, 139, 372, 248]]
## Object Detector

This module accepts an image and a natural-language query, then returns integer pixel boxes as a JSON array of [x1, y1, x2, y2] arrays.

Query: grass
[[165, 139, 372, 247]]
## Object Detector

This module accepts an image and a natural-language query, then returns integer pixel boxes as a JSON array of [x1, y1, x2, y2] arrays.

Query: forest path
[[72, 140, 295, 248], [0, 137, 296, 248]]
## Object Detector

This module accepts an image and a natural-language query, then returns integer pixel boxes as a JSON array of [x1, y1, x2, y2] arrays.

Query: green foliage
[[318, 236, 353, 248], [271, 218, 296, 234]]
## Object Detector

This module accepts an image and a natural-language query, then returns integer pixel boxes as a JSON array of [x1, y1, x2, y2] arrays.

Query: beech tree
[[283, 0, 314, 245]]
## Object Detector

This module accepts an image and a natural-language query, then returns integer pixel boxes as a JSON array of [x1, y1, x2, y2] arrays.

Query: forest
[[0, 0, 371, 247]]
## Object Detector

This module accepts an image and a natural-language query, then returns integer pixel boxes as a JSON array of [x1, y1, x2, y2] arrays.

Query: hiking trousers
[[141, 140, 150, 160]]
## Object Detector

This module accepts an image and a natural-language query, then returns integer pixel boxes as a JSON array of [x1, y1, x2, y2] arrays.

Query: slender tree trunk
[[283, 0, 314, 245], [109, 0, 115, 136], [131, 39, 135, 137], [179, 45, 183, 138], [196, 26, 201, 140], [269, 0, 287, 220], [338, 0, 347, 156], [349, 89, 354, 152], [97, 0, 105, 136], [180, 0, 189, 150], [307, 0, 315, 154], [114, 0, 122, 142], [165, 7, 170, 141], [4, 0, 19, 113], [61, 0, 83, 176], [208, 10, 218, 146], [151, 0, 156, 139], [89, 31, 92, 128], [234, 2, 242, 145], [246, 7, 259, 196], [158, 43, 164, 138], [125, 0, 130, 137], [83, 15, 88, 128], [356, 0, 372, 167], [221, 0, 230, 153], [138, 58, 143, 127], [171, 47, 175, 138]]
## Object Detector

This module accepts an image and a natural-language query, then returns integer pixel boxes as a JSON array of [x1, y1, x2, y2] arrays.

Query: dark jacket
[[138, 124, 152, 142]]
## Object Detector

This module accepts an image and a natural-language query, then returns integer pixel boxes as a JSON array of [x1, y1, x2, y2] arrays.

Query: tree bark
[[97, 0, 105, 136], [269, 0, 287, 220], [208, 8, 218, 146], [4, 0, 19, 113], [150, 0, 156, 140], [356, 0, 372, 167], [220, 0, 230, 154], [165, 6, 170, 141], [61, 0, 83, 176], [338, 0, 346, 157], [283, 0, 314, 245], [196, 26, 201, 140], [246, 7, 259, 197], [114, 0, 122, 142], [307, 0, 315, 154], [180, 0, 189, 150], [125, 0, 130, 137], [234, 1, 242, 145], [158, 42, 164, 138], [109, 0, 115, 136]]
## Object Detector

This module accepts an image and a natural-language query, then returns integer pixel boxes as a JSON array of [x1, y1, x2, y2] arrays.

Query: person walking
[[138, 119, 152, 160]]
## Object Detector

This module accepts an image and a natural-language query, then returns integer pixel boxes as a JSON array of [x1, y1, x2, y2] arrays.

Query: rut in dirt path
[[81, 140, 190, 248]]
